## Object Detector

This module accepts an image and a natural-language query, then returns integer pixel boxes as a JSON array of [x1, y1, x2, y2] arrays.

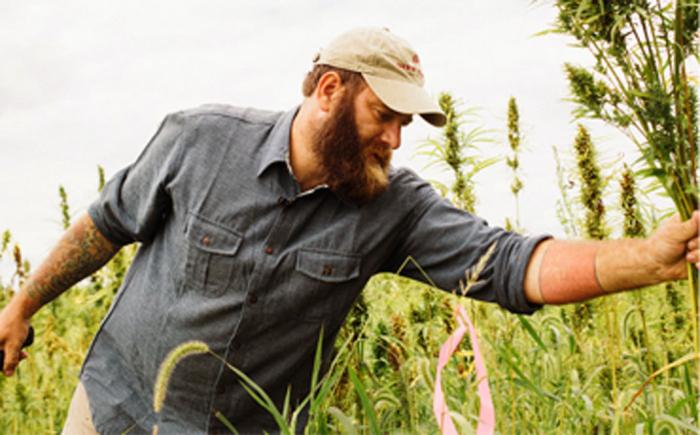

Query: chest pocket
[[295, 248, 361, 320], [184, 214, 243, 297]]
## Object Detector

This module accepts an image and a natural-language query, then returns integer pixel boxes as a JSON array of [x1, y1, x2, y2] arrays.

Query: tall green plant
[[571, 124, 623, 413], [573, 125, 610, 240], [505, 97, 524, 232], [620, 163, 656, 378], [549, 0, 699, 363], [418, 92, 498, 214], [58, 186, 71, 231], [620, 163, 646, 238]]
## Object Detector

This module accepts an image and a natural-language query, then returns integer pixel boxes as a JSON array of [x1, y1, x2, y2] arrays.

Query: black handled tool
[[0, 326, 35, 369]]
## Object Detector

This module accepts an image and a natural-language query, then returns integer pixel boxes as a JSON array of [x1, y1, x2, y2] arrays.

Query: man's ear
[[314, 71, 343, 113]]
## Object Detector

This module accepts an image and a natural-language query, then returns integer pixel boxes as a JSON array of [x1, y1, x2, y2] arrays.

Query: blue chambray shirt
[[82, 104, 547, 434]]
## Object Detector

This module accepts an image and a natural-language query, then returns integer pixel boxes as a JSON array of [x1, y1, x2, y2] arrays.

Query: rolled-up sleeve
[[88, 113, 186, 246], [393, 183, 550, 315]]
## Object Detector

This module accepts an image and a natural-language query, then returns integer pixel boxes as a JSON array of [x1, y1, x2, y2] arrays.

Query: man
[[0, 27, 698, 434]]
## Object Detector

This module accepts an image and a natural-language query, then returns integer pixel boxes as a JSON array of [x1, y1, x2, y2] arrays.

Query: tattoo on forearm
[[25, 217, 120, 305]]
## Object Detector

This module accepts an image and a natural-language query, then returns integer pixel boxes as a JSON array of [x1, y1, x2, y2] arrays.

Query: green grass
[[312, 274, 697, 434]]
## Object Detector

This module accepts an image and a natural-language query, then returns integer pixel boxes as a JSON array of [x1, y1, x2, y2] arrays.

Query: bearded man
[[0, 27, 698, 434]]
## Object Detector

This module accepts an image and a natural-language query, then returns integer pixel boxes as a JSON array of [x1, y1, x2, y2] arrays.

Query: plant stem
[[688, 264, 699, 425]]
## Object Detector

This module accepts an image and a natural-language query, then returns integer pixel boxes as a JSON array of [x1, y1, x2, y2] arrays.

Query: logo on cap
[[397, 52, 423, 79]]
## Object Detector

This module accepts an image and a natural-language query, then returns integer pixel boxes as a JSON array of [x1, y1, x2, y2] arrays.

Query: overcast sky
[[1, 1, 662, 279]]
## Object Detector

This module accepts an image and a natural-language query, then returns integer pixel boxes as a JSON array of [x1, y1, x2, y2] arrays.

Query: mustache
[[363, 142, 392, 167]]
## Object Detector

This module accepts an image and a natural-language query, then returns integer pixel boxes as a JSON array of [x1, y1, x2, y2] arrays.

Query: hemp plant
[[620, 163, 656, 375], [572, 124, 630, 414], [58, 185, 71, 230], [566, 126, 609, 336], [505, 97, 524, 232], [418, 92, 498, 214], [573, 125, 610, 241], [548, 0, 699, 355], [620, 163, 646, 238]]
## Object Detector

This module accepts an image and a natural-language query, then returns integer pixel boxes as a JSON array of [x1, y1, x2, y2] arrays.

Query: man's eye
[[377, 111, 392, 122]]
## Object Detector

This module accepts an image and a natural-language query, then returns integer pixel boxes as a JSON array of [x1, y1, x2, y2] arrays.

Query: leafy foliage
[[551, 0, 699, 405], [418, 93, 498, 214]]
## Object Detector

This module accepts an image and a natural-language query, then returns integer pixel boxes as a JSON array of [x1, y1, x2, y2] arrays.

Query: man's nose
[[381, 121, 402, 150]]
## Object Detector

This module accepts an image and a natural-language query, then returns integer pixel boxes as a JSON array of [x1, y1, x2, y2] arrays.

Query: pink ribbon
[[433, 305, 495, 435]]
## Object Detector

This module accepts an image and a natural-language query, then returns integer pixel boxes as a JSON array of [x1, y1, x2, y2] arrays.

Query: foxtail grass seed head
[[459, 242, 496, 297], [153, 341, 210, 414]]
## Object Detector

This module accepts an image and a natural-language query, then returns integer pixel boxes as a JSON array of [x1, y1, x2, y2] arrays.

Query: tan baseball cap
[[314, 27, 446, 127]]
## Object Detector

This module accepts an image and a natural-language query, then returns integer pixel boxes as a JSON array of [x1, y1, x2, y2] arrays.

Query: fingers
[[688, 250, 699, 267], [684, 211, 700, 268], [688, 238, 700, 268], [3, 340, 22, 376], [673, 210, 700, 242]]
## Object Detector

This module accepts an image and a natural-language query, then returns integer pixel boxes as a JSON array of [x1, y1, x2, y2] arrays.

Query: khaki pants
[[62, 382, 99, 435]]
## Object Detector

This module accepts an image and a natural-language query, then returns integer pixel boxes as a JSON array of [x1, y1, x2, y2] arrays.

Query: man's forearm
[[525, 212, 698, 305], [13, 212, 121, 317], [524, 238, 661, 305], [595, 238, 664, 292]]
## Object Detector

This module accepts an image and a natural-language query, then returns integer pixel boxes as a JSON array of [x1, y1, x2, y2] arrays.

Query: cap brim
[[362, 74, 446, 127]]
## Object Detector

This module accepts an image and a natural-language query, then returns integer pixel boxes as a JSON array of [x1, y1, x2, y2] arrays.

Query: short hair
[[301, 64, 364, 97]]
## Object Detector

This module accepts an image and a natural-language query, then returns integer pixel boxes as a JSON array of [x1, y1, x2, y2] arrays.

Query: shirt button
[[201, 235, 211, 246], [264, 246, 273, 255], [247, 293, 258, 304]]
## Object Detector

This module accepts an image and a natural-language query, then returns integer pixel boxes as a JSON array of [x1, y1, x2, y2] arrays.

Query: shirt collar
[[256, 105, 335, 200], [257, 106, 299, 178]]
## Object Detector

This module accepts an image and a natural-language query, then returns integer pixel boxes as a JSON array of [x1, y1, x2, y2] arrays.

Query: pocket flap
[[187, 214, 242, 256], [296, 249, 360, 283]]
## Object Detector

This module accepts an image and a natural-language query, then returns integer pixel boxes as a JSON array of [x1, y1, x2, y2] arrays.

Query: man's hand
[[0, 212, 121, 376], [0, 301, 31, 376], [646, 210, 699, 281]]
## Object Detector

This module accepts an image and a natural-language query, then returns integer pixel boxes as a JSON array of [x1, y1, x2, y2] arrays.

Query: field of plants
[[1, 1, 698, 434], [0, 193, 696, 434]]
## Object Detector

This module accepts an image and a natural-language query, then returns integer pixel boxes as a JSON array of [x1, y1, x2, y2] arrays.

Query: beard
[[312, 90, 392, 205]]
